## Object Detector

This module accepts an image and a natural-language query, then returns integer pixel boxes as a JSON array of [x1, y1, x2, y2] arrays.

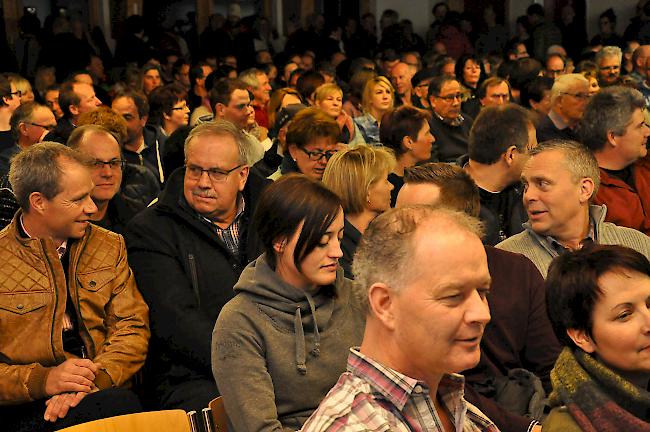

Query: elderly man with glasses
[[536, 74, 590, 143], [427, 75, 474, 162], [124, 120, 270, 415]]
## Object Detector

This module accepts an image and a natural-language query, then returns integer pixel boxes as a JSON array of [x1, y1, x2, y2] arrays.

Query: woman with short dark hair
[[379, 105, 435, 205], [212, 174, 365, 431], [544, 244, 650, 431]]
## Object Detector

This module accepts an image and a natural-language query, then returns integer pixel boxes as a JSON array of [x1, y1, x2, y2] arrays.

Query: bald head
[[390, 62, 415, 97]]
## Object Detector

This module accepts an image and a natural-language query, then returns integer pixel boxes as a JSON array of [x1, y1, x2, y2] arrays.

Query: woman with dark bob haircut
[[544, 244, 650, 431], [211, 174, 365, 431]]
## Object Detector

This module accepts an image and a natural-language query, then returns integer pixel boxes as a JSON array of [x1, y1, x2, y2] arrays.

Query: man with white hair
[[239, 68, 272, 128], [302, 206, 498, 432], [596, 46, 623, 87], [125, 121, 270, 413], [536, 74, 590, 142]]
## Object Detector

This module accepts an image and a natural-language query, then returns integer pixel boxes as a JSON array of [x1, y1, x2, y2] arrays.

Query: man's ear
[[273, 238, 287, 254], [140, 115, 148, 128], [68, 104, 80, 117], [579, 177, 595, 203], [504, 145, 518, 166], [367, 282, 398, 331], [215, 103, 226, 118], [566, 328, 596, 353], [28, 192, 47, 215], [606, 130, 618, 147], [402, 135, 413, 151], [18, 122, 29, 137]]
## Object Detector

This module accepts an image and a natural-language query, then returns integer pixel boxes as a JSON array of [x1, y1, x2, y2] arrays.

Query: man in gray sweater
[[497, 139, 650, 277]]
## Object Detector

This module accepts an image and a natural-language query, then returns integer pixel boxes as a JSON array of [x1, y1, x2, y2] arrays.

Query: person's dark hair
[[476, 77, 510, 100], [508, 57, 542, 91], [0, 74, 13, 107], [10, 102, 43, 140], [469, 104, 532, 164], [600, 8, 617, 24], [526, 4, 545, 17], [454, 54, 485, 90], [254, 173, 342, 270], [432, 56, 456, 77], [580, 86, 646, 152], [296, 71, 325, 102], [58, 81, 80, 119], [209, 78, 249, 109], [142, 62, 162, 76], [173, 58, 190, 77], [67, 70, 92, 82], [427, 74, 458, 99], [404, 163, 480, 217], [285, 107, 340, 149], [432, 2, 449, 16], [379, 106, 431, 158], [546, 244, 650, 348], [190, 62, 211, 89], [520, 76, 554, 108], [113, 89, 150, 118], [148, 84, 188, 126]]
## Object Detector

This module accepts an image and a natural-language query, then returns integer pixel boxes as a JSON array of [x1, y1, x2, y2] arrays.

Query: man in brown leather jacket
[[0, 142, 150, 431]]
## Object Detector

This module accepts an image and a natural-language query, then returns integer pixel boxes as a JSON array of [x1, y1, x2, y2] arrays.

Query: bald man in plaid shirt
[[302, 206, 499, 432]]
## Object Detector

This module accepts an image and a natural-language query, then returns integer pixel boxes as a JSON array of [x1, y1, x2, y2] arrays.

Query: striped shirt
[[301, 348, 499, 432]]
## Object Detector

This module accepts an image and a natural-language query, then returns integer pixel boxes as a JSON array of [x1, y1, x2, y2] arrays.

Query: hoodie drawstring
[[293, 291, 321, 375]]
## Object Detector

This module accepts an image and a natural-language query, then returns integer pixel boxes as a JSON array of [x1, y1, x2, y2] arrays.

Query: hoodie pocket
[[188, 253, 200, 307]]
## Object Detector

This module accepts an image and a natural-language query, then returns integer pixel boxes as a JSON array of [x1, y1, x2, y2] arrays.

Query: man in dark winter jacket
[[125, 120, 270, 413]]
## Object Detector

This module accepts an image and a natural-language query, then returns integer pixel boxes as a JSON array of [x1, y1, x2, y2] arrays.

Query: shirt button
[[414, 385, 423, 394]]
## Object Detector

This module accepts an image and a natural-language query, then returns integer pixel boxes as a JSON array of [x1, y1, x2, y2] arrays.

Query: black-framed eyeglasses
[[91, 159, 127, 170], [171, 103, 189, 111], [300, 148, 337, 162], [561, 92, 591, 100], [185, 164, 243, 182], [26, 122, 56, 132], [9, 90, 22, 98], [436, 92, 463, 102]]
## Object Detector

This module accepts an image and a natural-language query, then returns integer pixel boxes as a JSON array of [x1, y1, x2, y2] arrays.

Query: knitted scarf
[[549, 347, 650, 431]]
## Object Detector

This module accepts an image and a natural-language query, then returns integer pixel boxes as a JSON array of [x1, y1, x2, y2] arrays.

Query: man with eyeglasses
[[0, 74, 22, 151], [125, 120, 270, 414], [596, 46, 623, 87], [427, 75, 474, 162], [67, 125, 144, 235], [536, 74, 590, 143], [581, 86, 650, 235], [0, 101, 56, 176]]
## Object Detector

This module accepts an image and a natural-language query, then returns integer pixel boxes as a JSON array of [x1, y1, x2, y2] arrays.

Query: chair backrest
[[209, 396, 229, 432], [57, 409, 192, 432]]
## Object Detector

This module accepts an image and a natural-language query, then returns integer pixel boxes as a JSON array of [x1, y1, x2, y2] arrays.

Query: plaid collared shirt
[[301, 348, 499, 432], [199, 194, 245, 258]]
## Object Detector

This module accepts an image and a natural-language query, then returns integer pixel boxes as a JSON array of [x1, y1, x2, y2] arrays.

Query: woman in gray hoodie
[[212, 174, 366, 431]]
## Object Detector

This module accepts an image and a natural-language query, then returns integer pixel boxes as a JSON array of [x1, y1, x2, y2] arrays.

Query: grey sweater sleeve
[[212, 305, 284, 432]]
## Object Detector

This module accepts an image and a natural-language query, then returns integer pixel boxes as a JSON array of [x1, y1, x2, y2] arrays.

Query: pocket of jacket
[[77, 268, 117, 292], [0, 292, 48, 314]]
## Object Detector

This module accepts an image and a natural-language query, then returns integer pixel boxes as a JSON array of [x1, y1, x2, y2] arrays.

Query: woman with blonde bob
[[322, 144, 395, 278], [354, 76, 395, 145], [313, 83, 365, 145]]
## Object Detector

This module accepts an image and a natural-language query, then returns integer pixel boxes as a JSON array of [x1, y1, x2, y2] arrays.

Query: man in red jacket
[[581, 86, 650, 235]]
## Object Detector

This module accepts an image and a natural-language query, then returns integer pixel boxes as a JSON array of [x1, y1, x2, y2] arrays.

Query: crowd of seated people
[[3, 2, 650, 431]]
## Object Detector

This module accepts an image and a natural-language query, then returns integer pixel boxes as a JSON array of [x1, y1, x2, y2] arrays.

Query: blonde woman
[[353, 76, 395, 145], [323, 144, 395, 278], [313, 83, 365, 146]]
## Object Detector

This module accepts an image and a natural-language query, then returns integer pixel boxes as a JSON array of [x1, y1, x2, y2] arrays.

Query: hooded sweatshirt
[[212, 253, 365, 432]]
